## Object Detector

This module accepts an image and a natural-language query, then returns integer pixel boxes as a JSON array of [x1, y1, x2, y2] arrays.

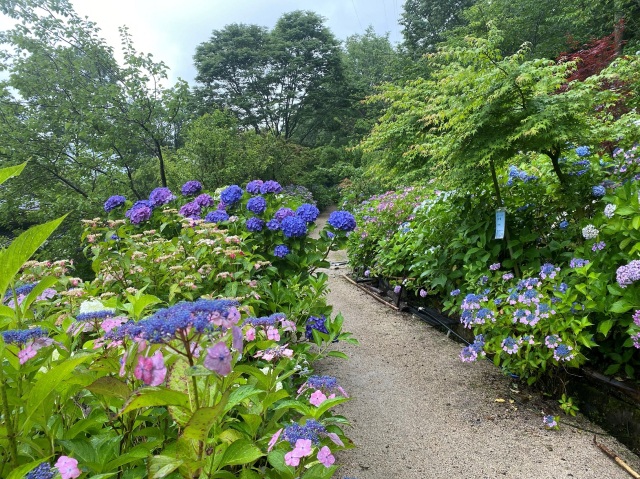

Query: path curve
[[313, 209, 640, 479]]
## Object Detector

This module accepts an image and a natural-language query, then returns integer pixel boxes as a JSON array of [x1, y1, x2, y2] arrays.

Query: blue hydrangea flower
[[327, 210, 356, 231], [2, 327, 47, 344], [266, 219, 281, 231], [274, 244, 290, 258], [149, 187, 176, 207], [559, 220, 569, 229], [575, 146, 591, 157], [104, 195, 126, 212], [281, 216, 307, 238], [305, 315, 328, 340], [296, 203, 320, 223], [260, 180, 282, 194], [246, 180, 264, 194], [220, 185, 244, 205], [205, 210, 229, 223], [283, 419, 326, 445], [4, 283, 37, 301], [592, 185, 606, 197], [25, 462, 56, 479], [553, 343, 574, 361], [181, 180, 203, 196], [247, 196, 267, 214], [76, 310, 115, 322], [246, 217, 265, 232], [450, 289, 461, 296]]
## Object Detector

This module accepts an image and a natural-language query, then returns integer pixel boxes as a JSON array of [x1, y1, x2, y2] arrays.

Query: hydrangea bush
[[1, 177, 359, 478]]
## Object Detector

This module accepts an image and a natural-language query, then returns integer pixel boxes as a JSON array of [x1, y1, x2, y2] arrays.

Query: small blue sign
[[495, 209, 506, 239]]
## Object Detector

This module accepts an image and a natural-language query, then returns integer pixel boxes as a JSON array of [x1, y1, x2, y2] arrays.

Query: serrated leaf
[[120, 387, 190, 415], [148, 455, 183, 478], [219, 439, 263, 467], [597, 319, 614, 337], [301, 463, 337, 479], [224, 385, 262, 413], [0, 162, 26, 186], [0, 214, 67, 299], [181, 404, 224, 441], [610, 300, 633, 314], [24, 353, 92, 430], [86, 376, 131, 399]]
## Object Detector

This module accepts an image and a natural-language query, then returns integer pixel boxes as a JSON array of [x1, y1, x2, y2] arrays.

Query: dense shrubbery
[[0, 172, 359, 478], [347, 145, 640, 385]]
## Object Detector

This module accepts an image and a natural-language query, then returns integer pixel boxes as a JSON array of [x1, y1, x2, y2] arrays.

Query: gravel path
[[313, 212, 640, 479]]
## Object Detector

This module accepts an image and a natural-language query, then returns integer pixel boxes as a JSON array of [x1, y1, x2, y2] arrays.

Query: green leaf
[[218, 439, 263, 467], [0, 214, 67, 298], [148, 455, 184, 478], [182, 406, 222, 441], [0, 162, 27, 186], [24, 353, 92, 430], [224, 385, 262, 413], [267, 450, 294, 478], [106, 440, 162, 469], [610, 300, 634, 314], [326, 351, 349, 360], [597, 320, 614, 337], [301, 464, 337, 479], [6, 458, 50, 479], [86, 376, 131, 399], [120, 387, 190, 415], [314, 396, 349, 418]]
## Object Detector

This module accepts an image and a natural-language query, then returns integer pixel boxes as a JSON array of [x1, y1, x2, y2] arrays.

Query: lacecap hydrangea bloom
[[181, 180, 202, 196], [327, 210, 356, 231], [149, 187, 175, 207], [220, 185, 244, 205], [104, 195, 126, 212]]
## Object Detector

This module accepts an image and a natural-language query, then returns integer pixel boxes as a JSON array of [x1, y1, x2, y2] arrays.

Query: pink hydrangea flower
[[309, 389, 328, 406], [204, 342, 232, 376], [245, 327, 256, 341], [267, 327, 280, 341], [284, 439, 312, 466], [55, 456, 81, 479], [317, 446, 335, 467], [18, 344, 37, 364], [134, 351, 167, 386], [268, 428, 282, 452]]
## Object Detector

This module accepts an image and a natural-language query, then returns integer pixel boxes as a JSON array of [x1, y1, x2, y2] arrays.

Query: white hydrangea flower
[[582, 224, 599, 240], [78, 299, 106, 314], [604, 203, 616, 219]]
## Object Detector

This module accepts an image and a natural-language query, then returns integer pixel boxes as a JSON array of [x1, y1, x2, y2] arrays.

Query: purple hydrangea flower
[[570, 258, 589, 268], [419, 288, 427, 297], [281, 216, 307, 238], [296, 203, 320, 223], [194, 193, 215, 207], [501, 336, 520, 354], [260, 180, 282, 194], [220, 185, 244, 205], [633, 310, 640, 327], [246, 180, 264, 194], [104, 195, 126, 212], [450, 289, 461, 296], [393, 285, 402, 294], [246, 217, 265, 232], [204, 342, 232, 376], [592, 241, 606, 252], [274, 244, 290, 258], [489, 263, 501, 271], [616, 260, 640, 288], [149, 187, 176, 207], [179, 201, 202, 219], [275, 207, 295, 221], [545, 335, 561, 348], [327, 210, 356, 231], [543, 415, 558, 429], [247, 196, 267, 214], [539, 263, 558, 279], [205, 210, 229, 223], [2, 327, 47, 344], [125, 201, 153, 224], [181, 180, 203, 196]]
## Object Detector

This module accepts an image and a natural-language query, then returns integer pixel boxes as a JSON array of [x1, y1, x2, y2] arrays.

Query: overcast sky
[[56, 0, 404, 85]]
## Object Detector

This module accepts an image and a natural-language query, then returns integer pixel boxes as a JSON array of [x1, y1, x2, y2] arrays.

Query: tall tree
[[193, 11, 345, 142], [400, 0, 476, 56]]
